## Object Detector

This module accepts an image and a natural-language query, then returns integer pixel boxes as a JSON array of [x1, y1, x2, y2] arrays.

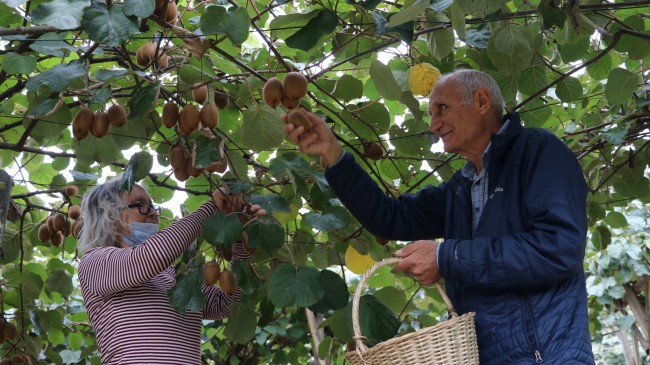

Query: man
[[284, 69, 595, 364]]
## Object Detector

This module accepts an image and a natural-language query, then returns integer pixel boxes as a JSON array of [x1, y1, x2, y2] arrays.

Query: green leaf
[[537, 0, 566, 30], [194, 134, 223, 168], [555, 76, 582, 102], [249, 194, 290, 214], [167, 262, 205, 314], [373, 286, 407, 314], [586, 52, 613, 81], [21, 271, 45, 302], [244, 215, 284, 252], [25, 59, 86, 92], [325, 309, 353, 342], [332, 75, 364, 101], [44, 268, 73, 298], [369, 60, 402, 101], [224, 302, 257, 344], [426, 13, 454, 61], [81, 2, 139, 47], [269, 264, 324, 308], [121, 152, 153, 192], [341, 101, 390, 141], [465, 27, 490, 49], [28, 32, 78, 57], [605, 68, 640, 105], [518, 65, 548, 96], [2, 52, 36, 75], [450, 1, 465, 40], [308, 269, 349, 313], [122, 0, 154, 18], [604, 211, 627, 229], [372, 11, 414, 45], [93, 68, 128, 82], [487, 24, 534, 75], [127, 82, 160, 120], [345, 294, 400, 344], [456, 0, 508, 18], [317, 336, 333, 360], [304, 206, 350, 231], [73, 134, 120, 165], [26, 97, 59, 118], [199, 5, 250, 45], [388, 0, 429, 27], [286, 10, 338, 51], [31, 0, 89, 29], [345, 0, 381, 10], [241, 104, 285, 152], [230, 260, 259, 295], [202, 213, 243, 245]]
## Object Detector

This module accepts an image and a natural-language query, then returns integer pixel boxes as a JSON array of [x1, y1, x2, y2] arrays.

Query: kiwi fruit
[[11, 354, 30, 365], [156, 53, 169, 69], [37, 224, 51, 242], [107, 104, 127, 127], [64, 185, 78, 197], [214, 91, 229, 109], [205, 160, 227, 174], [70, 220, 81, 238], [173, 166, 190, 182], [162, 102, 179, 128], [51, 231, 64, 247], [165, 2, 178, 25], [203, 261, 221, 286], [185, 155, 203, 178], [281, 94, 300, 109], [169, 144, 186, 171], [192, 84, 208, 104], [68, 205, 81, 220], [262, 77, 283, 108], [283, 72, 308, 100], [219, 269, 236, 295], [0, 358, 10, 365], [91, 111, 110, 138], [52, 214, 66, 232], [178, 104, 200, 135], [62, 220, 72, 237], [363, 141, 383, 160], [46, 216, 57, 235], [72, 107, 94, 140], [199, 103, 219, 129], [136, 43, 157, 67], [2, 323, 16, 340], [286, 108, 312, 131]]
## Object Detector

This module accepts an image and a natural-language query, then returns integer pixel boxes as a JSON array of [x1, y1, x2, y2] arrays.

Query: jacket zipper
[[520, 296, 544, 363]]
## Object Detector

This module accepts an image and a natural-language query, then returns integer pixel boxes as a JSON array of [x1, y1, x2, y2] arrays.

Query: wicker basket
[[345, 257, 479, 365]]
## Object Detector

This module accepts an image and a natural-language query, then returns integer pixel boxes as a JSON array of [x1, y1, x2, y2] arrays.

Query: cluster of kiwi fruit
[[71, 104, 127, 140], [37, 186, 82, 246], [153, 0, 178, 26], [262, 72, 313, 132], [162, 83, 228, 136], [0, 318, 31, 364], [135, 42, 169, 69], [168, 143, 227, 182], [203, 260, 236, 295]]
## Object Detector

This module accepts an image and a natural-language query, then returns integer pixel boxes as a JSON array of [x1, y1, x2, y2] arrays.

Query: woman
[[76, 178, 264, 364]]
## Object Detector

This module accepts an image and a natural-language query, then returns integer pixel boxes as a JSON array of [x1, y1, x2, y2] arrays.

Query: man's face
[[428, 77, 485, 157]]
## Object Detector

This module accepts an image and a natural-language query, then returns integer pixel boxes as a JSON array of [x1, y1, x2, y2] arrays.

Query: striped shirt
[[78, 202, 250, 364]]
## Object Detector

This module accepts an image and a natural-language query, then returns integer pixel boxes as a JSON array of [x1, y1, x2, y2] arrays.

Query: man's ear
[[475, 86, 492, 115]]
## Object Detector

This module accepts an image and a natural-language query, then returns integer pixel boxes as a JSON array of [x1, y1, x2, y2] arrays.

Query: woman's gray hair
[[440, 69, 505, 117], [77, 177, 132, 255]]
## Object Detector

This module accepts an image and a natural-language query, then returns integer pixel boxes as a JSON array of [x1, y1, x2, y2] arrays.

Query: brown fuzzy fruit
[[62, 220, 71, 237], [136, 42, 157, 67], [214, 92, 229, 109], [192, 84, 208, 105], [169, 144, 186, 171], [200, 104, 219, 129], [46, 216, 57, 235], [283, 72, 308, 100], [2, 323, 16, 339], [162, 102, 179, 128], [38, 224, 52, 242], [11, 354, 30, 365], [72, 107, 94, 140], [91, 111, 110, 138], [165, 2, 178, 25], [205, 160, 227, 174], [70, 220, 80, 238], [281, 94, 301, 109], [51, 231, 64, 247], [179, 104, 200, 135], [185, 155, 203, 178], [173, 166, 190, 182], [287, 108, 312, 132], [363, 142, 383, 160], [156, 53, 169, 69], [64, 185, 78, 197], [52, 214, 67, 232], [0, 358, 11, 365], [107, 104, 127, 127], [219, 269, 236, 295], [203, 261, 221, 286], [262, 77, 283, 108], [68, 205, 81, 220]]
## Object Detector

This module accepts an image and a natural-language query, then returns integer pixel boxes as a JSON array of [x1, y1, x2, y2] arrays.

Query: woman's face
[[117, 185, 159, 236]]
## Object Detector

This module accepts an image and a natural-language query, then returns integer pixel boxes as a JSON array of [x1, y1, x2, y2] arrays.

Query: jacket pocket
[[519, 295, 544, 363]]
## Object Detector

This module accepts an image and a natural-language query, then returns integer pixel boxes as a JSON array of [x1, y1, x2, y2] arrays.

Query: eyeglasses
[[127, 202, 162, 215]]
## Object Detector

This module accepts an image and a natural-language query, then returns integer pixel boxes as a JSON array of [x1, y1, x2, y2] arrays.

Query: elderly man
[[284, 69, 595, 364]]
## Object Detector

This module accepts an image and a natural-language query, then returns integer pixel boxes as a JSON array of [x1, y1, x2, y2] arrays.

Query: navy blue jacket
[[325, 113, 595, 364]]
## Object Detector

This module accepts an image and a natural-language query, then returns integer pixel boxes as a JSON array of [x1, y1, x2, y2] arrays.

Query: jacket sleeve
[[438, 133, 588, 290], [78, 202, 217, 297], [325, 152, 447, 240]]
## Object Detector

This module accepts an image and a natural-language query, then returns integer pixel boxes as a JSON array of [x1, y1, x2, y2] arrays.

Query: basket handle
[[351, 257, 458, 358]]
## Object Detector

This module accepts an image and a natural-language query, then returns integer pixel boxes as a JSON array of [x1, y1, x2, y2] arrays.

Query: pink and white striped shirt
[[78, 202, 250, 364]]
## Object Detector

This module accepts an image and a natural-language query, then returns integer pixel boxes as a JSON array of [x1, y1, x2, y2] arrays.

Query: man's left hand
[[394, 240, 441, 285]]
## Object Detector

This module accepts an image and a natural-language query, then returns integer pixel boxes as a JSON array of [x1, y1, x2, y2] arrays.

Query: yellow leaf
[[408, 63, 441, 96], [273, 204, 298, 225], [345, 244, 377, 275]]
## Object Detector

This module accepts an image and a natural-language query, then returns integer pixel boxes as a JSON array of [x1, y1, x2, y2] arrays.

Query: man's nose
[[429, 117, 441, 133]]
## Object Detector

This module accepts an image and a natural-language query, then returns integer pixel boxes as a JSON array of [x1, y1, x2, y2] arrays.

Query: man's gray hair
[[440, 69, 505, 116], [77, 177, 131, 255]]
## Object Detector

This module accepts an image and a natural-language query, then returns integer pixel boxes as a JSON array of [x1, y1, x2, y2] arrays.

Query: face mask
[[122, 222, 159, 247]]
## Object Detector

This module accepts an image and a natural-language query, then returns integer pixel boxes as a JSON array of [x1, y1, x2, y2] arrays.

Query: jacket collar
[[489, 112, 523, 164]]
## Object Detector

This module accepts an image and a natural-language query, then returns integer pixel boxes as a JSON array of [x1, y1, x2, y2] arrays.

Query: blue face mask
[[122, 222, 159, 247]]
